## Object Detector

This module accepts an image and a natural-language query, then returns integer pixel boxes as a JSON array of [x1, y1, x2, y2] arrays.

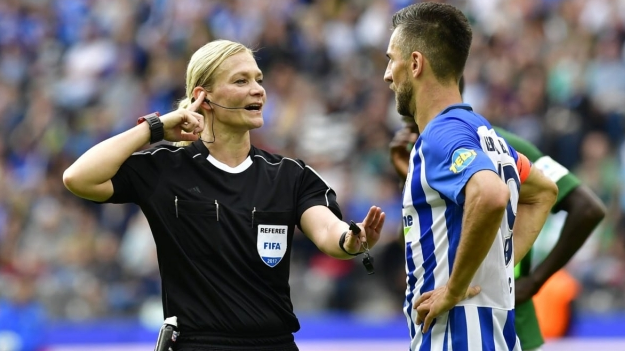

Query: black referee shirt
[[103, 140, 342, 339]]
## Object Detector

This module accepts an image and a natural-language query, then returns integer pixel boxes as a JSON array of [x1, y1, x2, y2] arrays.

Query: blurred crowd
[[0, 0, 624, 332]]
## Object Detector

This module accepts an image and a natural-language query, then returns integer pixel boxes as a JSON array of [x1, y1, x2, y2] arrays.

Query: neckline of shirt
[[206, 154, 253, 174], [438, 103, 473, 116]]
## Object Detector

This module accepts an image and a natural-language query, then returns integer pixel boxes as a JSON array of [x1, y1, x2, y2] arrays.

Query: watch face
[[146, 114, 160, 124]]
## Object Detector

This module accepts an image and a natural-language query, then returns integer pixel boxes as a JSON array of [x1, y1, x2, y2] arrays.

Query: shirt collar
[[438, 103, 473, 116], [190, 140, 257, 162]]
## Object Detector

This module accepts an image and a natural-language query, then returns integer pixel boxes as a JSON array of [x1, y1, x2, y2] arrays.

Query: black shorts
[[173, 332, 298, 351], [175, 341, 299, 351]]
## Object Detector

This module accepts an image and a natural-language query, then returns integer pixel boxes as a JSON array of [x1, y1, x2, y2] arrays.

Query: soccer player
[[391, 119, 605, 350], [498, 129, 605, 349], [391, 72, 606, 350], [384, 3, 558, 350]]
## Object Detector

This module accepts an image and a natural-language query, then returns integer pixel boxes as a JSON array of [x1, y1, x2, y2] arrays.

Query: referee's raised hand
[[343, 206, 385, 254], [161, 90, 206, 142]]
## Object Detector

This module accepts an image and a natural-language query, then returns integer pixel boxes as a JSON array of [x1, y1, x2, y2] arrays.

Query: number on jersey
[[498, 163, 520, 266]]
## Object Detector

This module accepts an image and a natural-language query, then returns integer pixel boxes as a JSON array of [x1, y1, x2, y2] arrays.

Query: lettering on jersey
[[263, 242, 282, 250], [259, 227, 286, 234], [497, 139, 509, 155], [484, 136, 499, 154], [257, 225, 288, 267], [449, 148, 477, 174], [483, 135, 510, 155]]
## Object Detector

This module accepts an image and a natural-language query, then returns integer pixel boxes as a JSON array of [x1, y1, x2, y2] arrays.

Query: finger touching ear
[[189, 92, 205, 111]]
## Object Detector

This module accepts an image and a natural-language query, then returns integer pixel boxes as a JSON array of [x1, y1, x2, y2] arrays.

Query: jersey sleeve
[[494, 127, 581, 211], [420, 117, 498, 205], [295, 162, 343, 230], [102, 150, 163, 205], [534, 156, 581, 209]]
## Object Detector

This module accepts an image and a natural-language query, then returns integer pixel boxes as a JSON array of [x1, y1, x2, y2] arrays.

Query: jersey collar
[[206, 154, 253, 173], [190, 140, 257, 157], [438, 103, 473, 116], [190, 140, 256, 173]]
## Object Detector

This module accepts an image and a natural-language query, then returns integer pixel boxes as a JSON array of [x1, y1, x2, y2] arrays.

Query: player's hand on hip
[[414, 285, 481, 333], [515, 275, 540, 305], [161, 91, 206, 142], [343, 206, 385, 254]]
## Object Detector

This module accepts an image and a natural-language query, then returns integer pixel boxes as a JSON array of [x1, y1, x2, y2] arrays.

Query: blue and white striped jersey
[[402, 104, 522, 351]]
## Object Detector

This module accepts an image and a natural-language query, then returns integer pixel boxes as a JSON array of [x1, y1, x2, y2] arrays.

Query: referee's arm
[[300, 205, 385, 259], [63, 122, 152, 202], [63, 94, 206, 202]]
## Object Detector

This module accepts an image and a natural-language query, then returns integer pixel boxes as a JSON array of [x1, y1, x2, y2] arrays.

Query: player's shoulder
[[252, 146, 306, 171]]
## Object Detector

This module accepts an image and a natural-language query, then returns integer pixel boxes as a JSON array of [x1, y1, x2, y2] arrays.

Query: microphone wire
[[194, 98, 249, 144], [199, 100, 217, 144]]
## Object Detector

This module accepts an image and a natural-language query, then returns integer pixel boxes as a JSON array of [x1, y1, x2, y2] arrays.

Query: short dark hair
[[391, 2, 472, 83]]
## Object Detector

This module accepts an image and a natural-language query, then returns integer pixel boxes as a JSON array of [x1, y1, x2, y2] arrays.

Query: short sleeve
[[533, 156, 581, 210], [103, 152, 162, 204], [296, 163, 342, 230], [420, 117, 498, 205]]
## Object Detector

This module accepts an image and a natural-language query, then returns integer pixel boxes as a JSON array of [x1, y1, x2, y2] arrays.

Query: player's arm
[[299, 205, 385, 259], [63, 91, 206, 202], [516, 185, 605, 303], [513, 166, 558, 265], [447, 170, 510, 298], [415, 169, 507, 332]]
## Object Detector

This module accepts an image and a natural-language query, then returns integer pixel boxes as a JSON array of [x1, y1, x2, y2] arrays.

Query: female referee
[[63, 39, 386, 351]]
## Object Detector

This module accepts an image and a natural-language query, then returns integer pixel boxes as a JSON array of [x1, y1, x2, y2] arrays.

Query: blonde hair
[[176, 40, 254, 146]]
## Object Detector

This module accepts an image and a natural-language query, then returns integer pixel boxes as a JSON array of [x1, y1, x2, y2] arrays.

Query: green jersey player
[[390, 120, 605, 350]]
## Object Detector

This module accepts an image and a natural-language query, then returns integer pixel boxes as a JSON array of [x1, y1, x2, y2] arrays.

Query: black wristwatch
[[137, 112, 164, 144]]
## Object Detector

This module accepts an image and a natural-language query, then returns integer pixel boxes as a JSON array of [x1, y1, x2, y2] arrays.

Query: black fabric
[[174, 332, 298, 350], [175, 341, 299, 351], [105, 141, 342, 338]]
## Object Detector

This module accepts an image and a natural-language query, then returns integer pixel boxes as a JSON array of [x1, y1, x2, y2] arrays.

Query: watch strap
[[137, 112, 164, 144]]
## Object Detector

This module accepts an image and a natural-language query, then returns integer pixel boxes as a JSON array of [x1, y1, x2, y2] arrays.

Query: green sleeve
[[494, 127, 581, 209]]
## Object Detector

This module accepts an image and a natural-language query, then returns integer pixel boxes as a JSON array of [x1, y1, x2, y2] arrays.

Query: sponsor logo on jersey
[[449, 148, 477, 174], [257, 225, 288, 267]]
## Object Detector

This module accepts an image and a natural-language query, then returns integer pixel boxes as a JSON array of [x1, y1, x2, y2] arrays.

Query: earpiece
[[191, 97, 210, 104]]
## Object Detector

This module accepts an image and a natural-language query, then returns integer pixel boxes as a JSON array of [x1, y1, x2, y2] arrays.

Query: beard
[[395, 80, 413, 117]]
